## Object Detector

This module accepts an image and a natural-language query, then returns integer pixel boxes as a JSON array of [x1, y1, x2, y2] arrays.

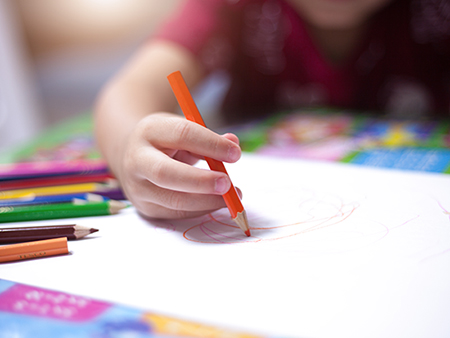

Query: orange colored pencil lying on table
[[167, 70, 250, 237], [0, 237, 69, 263]]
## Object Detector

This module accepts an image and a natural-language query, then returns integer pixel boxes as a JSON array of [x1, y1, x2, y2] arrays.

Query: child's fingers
[[145, 117, 241, 163], [221, 133, 240, 145], [128, 180, 228, 218], [172, 150, 202, 165], [121, 113, 244, 220], [139, 191, 227, 219], [138, 148, 232, 195], [137, 204, 224, 220]]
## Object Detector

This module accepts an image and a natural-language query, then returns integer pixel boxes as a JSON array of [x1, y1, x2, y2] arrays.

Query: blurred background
[[0, 0, 179, 152]]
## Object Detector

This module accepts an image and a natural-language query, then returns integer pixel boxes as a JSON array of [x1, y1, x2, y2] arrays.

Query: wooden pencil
[[0, 181, 119, 200], [0, 237, 69, 263], [0, 193, 109, 208], [167, 70, 250, 236], [0, 200, 127, 223], [0, 224, 98, 244], [0, 159, 107, 180], [0, 173, 112, 190]]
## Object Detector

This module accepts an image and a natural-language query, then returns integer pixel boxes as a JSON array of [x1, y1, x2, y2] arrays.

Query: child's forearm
[[94, 80, 171, 178], [94, 42, 204, 179]]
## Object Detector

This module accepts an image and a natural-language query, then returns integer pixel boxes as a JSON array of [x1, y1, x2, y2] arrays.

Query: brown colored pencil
[[167, 70, 250, 236], [0, 237, 69, 263], [0, 224, 98, 244]]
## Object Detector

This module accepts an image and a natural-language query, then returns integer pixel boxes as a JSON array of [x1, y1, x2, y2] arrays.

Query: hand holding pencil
[[94, 77, 245, 223], [167, 71, 250, 236]]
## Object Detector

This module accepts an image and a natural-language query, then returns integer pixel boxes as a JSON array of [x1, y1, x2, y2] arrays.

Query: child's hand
[[117, 112, 242, 219]]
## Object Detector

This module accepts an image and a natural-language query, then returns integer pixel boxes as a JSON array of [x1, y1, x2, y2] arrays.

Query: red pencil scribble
[[438, 201, 450, 220], [183, 191, 360, 244], [418, 201, 450, 262]]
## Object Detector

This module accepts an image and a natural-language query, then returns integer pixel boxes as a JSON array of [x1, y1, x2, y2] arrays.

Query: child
[[94, 0, 449, 220]]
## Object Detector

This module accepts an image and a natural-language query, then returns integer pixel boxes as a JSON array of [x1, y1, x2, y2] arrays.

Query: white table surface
[[1, 154, 450, 338]]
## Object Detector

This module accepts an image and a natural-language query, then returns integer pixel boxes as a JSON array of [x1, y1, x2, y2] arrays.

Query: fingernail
[[215, 177, 230, 194], [228, 145, 241, 162]]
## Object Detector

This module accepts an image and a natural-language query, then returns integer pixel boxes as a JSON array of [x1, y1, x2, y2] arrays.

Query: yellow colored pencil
[[0, 182, 118, 200]]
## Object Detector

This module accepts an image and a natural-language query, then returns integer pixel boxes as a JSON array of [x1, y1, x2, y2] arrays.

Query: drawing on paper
[[181, 188, 362, 246], [438, 201, 450, 220], [150, 177, 450, 260]]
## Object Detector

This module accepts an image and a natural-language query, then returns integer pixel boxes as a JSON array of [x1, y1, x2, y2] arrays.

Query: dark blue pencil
[[0, 193, 109, 207]]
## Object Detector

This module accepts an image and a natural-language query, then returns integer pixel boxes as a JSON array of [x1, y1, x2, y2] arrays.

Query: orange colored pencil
[[0, 237, 69, 263], [167, 70, 250, 236]]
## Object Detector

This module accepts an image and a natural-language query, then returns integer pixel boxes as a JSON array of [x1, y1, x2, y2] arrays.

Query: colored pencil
[[0, 173, 113, 190], [0, 237, 68, 263], [0, 200, 127, 223], [96, 188, 126, 200], [0, 224, 98, 244], [0, 181, 119, 200], [0, 159, 108, 180], [0, 193, 109, 207], [167, 70, 250, 236]]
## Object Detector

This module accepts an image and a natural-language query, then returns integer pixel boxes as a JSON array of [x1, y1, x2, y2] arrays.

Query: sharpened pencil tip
[[233, 210, 250, 237], [90, 228, 99, 234]]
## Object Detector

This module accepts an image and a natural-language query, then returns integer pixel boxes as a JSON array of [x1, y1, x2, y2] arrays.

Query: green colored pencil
[[0, 200, 127, 223]]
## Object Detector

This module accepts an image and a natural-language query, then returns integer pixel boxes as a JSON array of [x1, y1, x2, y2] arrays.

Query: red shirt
[[155, 0, 450, 123]]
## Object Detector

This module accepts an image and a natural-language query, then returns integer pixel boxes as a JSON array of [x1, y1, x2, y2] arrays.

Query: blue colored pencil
[[0, 193, 109, 208]]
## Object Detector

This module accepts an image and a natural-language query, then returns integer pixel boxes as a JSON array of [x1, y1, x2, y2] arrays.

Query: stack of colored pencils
[[0, 159, 127, 223]]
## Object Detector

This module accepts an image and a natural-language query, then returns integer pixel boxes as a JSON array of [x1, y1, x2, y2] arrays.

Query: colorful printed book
[[0, 279, 267, 338], [0, 112, 101, 165], [0, 112, 108, 181], [233, 108, 450, 173], [1, 109, 449, 176]]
